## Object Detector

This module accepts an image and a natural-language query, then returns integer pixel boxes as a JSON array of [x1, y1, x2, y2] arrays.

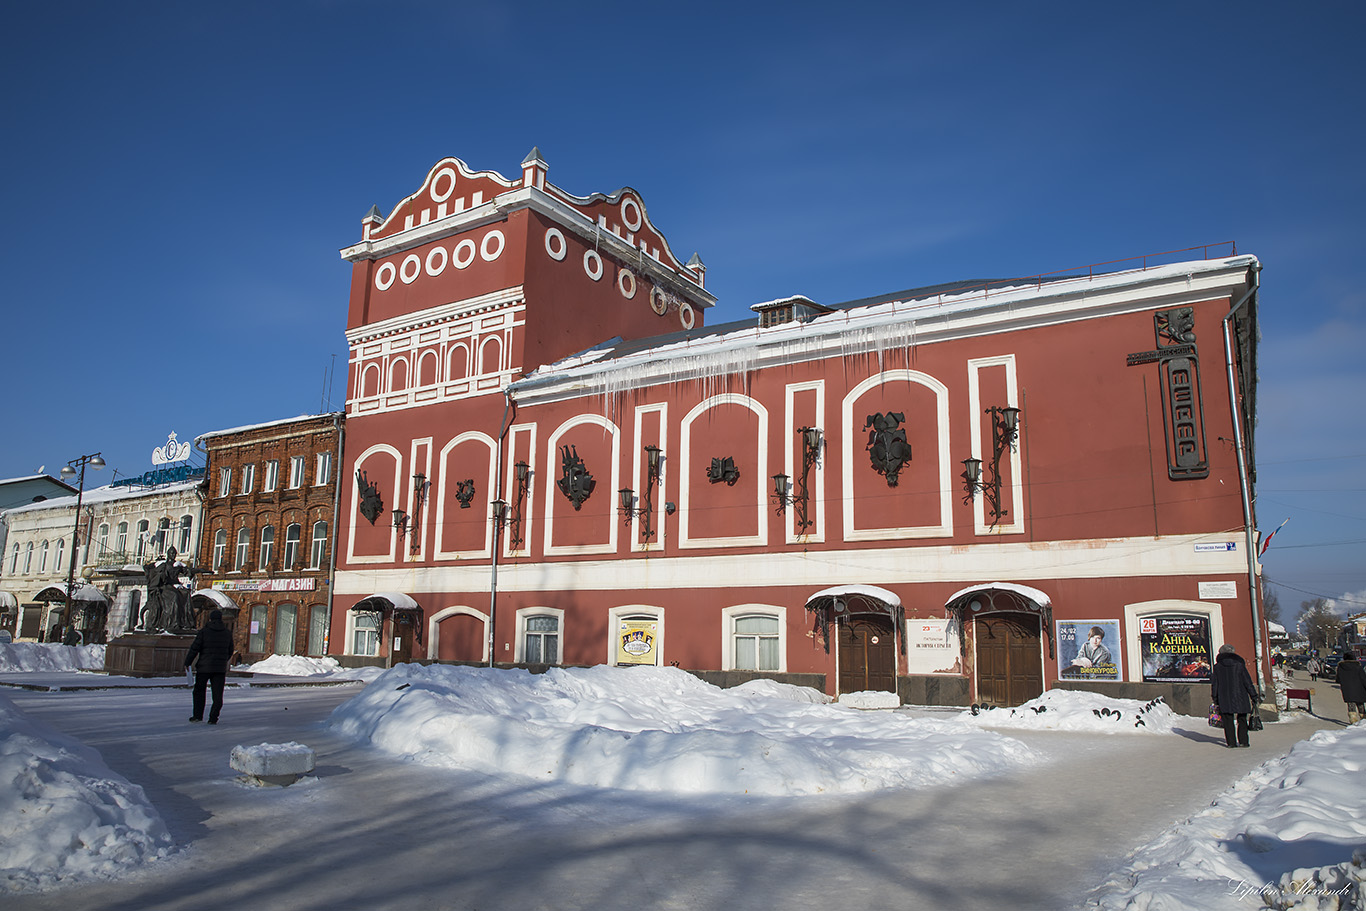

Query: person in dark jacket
[[185, 609, 234, 724], [1211, 644, 1259, 748], [1335, 652, 1366, 725]]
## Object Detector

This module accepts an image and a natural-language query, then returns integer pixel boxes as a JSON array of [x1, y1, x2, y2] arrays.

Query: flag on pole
[[1259, 519, 1289, 556]]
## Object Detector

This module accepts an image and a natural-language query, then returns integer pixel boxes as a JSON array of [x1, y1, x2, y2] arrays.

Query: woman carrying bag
[[1212, 644, 1260, 748]]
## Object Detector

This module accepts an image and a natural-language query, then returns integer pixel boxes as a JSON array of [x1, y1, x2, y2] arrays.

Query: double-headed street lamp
[[60, 452, 103, 639]]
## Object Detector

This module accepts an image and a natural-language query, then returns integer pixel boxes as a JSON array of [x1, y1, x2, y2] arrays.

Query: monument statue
[[142, 547, 194, 633]]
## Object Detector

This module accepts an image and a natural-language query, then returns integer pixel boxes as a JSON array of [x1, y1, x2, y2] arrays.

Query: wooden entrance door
[[974, 614, 1043, 706], [838, 616, 897, 694], [391, 614, 414, 665]]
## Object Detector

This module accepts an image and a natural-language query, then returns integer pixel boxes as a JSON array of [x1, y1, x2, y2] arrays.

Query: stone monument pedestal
[[104, 633, 196, 677]]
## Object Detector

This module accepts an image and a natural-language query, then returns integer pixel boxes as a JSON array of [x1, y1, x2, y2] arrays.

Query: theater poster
[[1056, 619, 1122, 681], [616, 619, 659, 666], [1139, 616, 1213, 682]]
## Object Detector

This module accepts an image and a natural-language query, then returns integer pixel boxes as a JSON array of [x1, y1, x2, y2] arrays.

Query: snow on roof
[[1, 479, 203, 516], [0, 474, 77, 490], [514, 256, 1257, 401], [353, 592, 420, 611], [196, 412, 342, 444], [190, 589, 238, 612], [945, 582, 1052, 608], [807, 584, 902, 608]]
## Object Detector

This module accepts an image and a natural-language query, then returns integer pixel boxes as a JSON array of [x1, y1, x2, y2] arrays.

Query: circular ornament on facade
[[430, 166, 458, 203], [679, 301, 695, 329], [400, 254, 422, 284], [617, 268, 637, 299], [480, 230, 505, 262], [453, 239, 477, 269], [583, 249, 604, 281], [649, 286, 669, 315], [544, 227, 567, 261], [620, 196, 643, 231], [425, 246, 448, 276], [375, 262, 397, 291]]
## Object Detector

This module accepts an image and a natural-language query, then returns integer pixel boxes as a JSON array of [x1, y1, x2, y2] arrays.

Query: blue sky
[[3, 2, 1363, 621]]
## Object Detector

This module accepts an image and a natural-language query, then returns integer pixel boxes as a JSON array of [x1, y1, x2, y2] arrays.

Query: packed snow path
[[4, 676, 1351, 911]]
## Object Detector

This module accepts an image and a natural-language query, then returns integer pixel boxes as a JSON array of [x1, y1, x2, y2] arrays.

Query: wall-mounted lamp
[[408, 473, 429, 555], [509, 461, 530, 550], [962, 406, 1021, 527], [392, 508, 409, 545], [491, 498, 508, 528], [618, 445, 665, 540], [771, 427, 822, 533]]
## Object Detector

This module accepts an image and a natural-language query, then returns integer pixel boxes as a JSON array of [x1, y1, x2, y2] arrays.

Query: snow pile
[[1085, 724, 1366, 910], [0, 642, 105, 673], [958, 689, 1185, 734], [245, 654, 384, 681], [0, 690, 172, 891], [329, 664, 1041, 796]]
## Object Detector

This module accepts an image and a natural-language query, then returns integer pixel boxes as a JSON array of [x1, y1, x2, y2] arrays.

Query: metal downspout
[[328, 412, 344, 658], [1222, 264, 1267, 693], [487, 389, 513, 667]]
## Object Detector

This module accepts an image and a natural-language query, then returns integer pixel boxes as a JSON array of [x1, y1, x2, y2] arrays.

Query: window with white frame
[[155, 518, 170, 553], [53, 539, 64, 575], [259, 525, 275, 569], [263, 460, 279, 493], [97, 523, 110, 556], [283, 523, 301, 569], [309, 521, 328, 569], [38, 541, 48, 574], [23, 542, 33, 574], [517, 608, 564, 664], [721, 606, 787, 672], [212, 530, 227, 570], [289, 456, 305, 489], [315, 451, 332, 486], [115, 522, 127, 553], [235, 528, 250, 570], [219, 467, 232, 497], [178, 515, 193, 553], [351, 611, 379, 656], [135, 520, 149, 559], [9, 544, 18, 574], [241, 464, 256, 495]]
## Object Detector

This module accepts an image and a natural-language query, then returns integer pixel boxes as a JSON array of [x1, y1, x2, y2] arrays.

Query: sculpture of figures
[[142, 546, 192, 633]]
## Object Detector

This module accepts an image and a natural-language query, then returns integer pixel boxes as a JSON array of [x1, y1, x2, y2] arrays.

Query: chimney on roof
[[522, 147, 548, 191], [362, 204, 384, 240], [686, 252, 706, 289]]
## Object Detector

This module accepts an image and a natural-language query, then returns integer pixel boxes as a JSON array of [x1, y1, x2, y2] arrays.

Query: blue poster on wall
[[1056, 619, 1122, 682]]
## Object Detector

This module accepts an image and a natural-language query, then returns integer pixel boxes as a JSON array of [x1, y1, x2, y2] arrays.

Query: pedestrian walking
[[1335, 651, 1366, 725], [1211, 644, 1259, 748], [1307, 655, 1321, 682], [184, 609, 234, 725]]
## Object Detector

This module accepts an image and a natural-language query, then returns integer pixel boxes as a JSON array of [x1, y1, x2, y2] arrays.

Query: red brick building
[[195, 414, 343, 661], [330, 150, 1267, 710]]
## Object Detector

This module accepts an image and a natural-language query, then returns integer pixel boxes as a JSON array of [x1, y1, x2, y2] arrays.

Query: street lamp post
[[60, 452, 104, 641]]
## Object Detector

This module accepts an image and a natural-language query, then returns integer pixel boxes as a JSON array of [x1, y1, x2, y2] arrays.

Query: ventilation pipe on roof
[[1222, 262, 1266, 695]]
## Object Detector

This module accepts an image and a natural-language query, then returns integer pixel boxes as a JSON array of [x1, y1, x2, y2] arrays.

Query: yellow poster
[[616, 620, 658, 665]]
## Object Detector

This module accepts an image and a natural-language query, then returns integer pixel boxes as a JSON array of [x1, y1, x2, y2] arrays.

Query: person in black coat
[[1336, 652, 1366, 725], [185, 609, 235, 724], [1211, 644, 1259, 748]]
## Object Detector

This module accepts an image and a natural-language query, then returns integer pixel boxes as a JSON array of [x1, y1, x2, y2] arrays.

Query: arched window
[[213, 529, 227, 570], [97, 523, 110, 556], [38, 540, 49, 574], [9, 543, 18, 575], [178, 515, 193, 553], [516, 609, 563, 665], [235, 528, 251, 570], [259, 525, 275, 569], [352, 611, 379, 656], [249, 604, 268, 654], [135, 520, 150, 559], [53, 539, 65, 576], [733, 614, 781, 671], [275, 604, 298, 656], [283, 523, 302, 569], [155, 517, 171, 554], [115, 522, 128, 554], [309, 521, 328, 569], [23, 542, 33, 574], [307, 604, 329, 656]]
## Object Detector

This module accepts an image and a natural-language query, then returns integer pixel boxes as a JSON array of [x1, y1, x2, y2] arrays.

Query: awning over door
[[805, 584, 905, 655], [351, 593, 423, 644], [945, 582, 1055, 658], [32, 584, 110, 605], [0, 591, 17, 612], [190, 589, 239, 614]]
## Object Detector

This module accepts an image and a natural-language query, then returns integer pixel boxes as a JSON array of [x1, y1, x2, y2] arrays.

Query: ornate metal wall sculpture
[[557, 445, 596, 511], [1126, 306, 1209, 480], [355, 470, 384, 525], [454, 479, 476, 509], [706, 456, 740, 486], [509, 461, 530, 549], [961, 406, 1020, 527], [408, 474, 429, 555], [864, 412, 913, 487]]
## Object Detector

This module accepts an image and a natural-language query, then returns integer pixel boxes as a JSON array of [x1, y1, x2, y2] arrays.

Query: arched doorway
[[947, 584, 1053, 707], [351, 592, 424, 667], [806, 585, 904, 696]]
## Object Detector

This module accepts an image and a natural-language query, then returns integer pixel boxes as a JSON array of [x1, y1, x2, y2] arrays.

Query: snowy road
[[3, 681, 1348, 911]]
